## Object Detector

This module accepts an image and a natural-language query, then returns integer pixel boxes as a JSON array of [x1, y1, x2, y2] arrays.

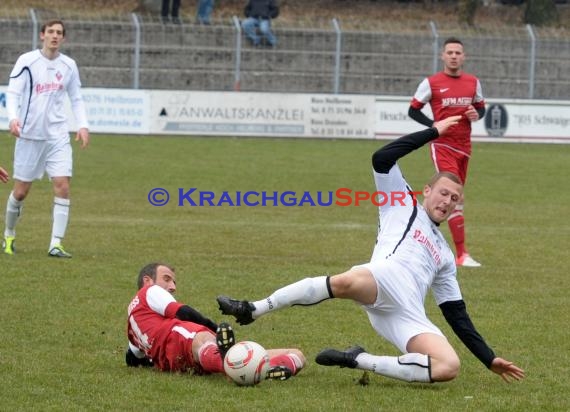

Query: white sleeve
[[145, 285, 177, 316], [431, 264, 462, 305], [412, 78, 432, 105], [373, 164, 416, 215], [128, 342, 146, 358], [6, 57, 28, 121], [474, 79, 484, 103], [373, 163, 408, 192], [67, 61, 89, 129]]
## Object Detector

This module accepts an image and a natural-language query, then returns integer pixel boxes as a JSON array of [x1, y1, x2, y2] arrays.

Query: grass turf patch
[[0, 133, 568, 411]]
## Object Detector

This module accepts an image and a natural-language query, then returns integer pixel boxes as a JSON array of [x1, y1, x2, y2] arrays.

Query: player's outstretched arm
[[490, 357, 525, 382], [432, 115, 461, 135], [372, 115, 461, 174], [176, 305, 218, 332]]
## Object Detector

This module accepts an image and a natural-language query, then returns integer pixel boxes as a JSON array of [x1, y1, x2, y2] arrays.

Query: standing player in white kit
[[4, 19, 89, 258]]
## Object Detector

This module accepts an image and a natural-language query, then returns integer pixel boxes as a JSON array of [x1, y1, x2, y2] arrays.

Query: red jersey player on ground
[[126, 262, 305, 380], [408, 37, 485, 268]]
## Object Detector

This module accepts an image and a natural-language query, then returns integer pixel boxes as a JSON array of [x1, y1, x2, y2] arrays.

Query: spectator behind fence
[[162, 0, 181, 24], [242, 0, 279, 47], [197, 0, 214, 25]]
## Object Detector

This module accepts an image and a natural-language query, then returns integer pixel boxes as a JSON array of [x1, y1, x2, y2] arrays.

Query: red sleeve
[[410, 98, 425, 109], [164, 301, 184, 318]]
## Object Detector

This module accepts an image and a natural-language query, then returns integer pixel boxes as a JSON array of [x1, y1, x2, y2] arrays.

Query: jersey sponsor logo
[[412, 229, 442, 266], [439, 88, 450, 93], [441, 97, 472, 107], [35, 82, 64, 94]]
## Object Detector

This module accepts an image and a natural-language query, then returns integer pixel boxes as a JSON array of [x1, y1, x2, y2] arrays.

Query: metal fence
[[1, 9, 569, 99]]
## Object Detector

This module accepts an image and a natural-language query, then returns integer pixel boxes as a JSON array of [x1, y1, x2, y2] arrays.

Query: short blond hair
[[427, 171, 462, 187]]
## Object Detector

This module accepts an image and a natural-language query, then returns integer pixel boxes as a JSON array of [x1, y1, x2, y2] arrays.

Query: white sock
[[50, 197, 70, 249], [5, 192, 23, 238], [251, 276, 331, 318], [355, 352, 431, 383]]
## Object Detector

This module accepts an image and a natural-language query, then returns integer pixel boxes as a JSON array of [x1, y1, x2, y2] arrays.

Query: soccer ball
[[223, 341, 270, 386]]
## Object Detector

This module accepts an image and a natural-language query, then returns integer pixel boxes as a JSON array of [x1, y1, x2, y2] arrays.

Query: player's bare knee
[[13, 184, 30, 201], [53, 185, 70, 198], [433, 355, 460, 381], [329, 273, 352, 297], [192, 331, 215, 348], [330, 268, 376, 304], [12, 190, 27, 201]]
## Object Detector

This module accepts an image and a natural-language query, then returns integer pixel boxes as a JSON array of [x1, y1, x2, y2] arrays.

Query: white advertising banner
[[373, 96, 430, 138], [149, 91, 375, 139], [1, 86, 568, 143], [373, 96, 570, 144], [68, 88, 151, 134], [0, 86, 150, 134], [476, 99, 570, 143]]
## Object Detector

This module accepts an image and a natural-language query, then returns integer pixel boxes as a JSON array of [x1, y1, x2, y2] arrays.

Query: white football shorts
[[13, 136, 73, 182], [354, 261, 445, 353]]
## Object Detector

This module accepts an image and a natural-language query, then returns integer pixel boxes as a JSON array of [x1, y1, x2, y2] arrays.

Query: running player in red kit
[[126, 262, 305, 380], [408, 37, 485, 267]]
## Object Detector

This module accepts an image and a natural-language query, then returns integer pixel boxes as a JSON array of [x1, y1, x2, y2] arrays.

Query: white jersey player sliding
[[218, 116, 525, 384], [4, 19, 90, 258]]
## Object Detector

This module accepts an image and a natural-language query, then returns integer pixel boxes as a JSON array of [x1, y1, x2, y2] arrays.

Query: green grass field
[[0, 132, 568, 411]]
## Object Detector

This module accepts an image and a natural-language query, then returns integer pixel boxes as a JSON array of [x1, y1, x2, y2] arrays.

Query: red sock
[[198, 343, 224, 373], [269, 354, 299, 375], [448, 213, 466, 257]]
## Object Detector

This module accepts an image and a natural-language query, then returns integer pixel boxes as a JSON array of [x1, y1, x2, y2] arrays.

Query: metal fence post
[[332, 18, 342, 94], [30, 8, 38, 50], [232, 16, 242, 91], [526, 24, 536, 99], [131, 13, 141, 90], [429, 21, 439, 74]]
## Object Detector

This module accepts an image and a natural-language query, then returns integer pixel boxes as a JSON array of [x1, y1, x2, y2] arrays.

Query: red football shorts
[[162, 322, 213, 372], [430, 143, 470, 184]]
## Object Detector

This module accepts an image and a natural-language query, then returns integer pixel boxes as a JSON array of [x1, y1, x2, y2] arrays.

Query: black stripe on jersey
[[390, 186, 417, 256], [9, 66, 33, 133]]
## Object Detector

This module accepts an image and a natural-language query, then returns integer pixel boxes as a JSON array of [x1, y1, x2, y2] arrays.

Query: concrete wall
[[1, 18, 568, 99]]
